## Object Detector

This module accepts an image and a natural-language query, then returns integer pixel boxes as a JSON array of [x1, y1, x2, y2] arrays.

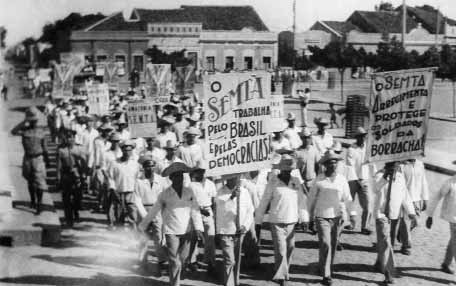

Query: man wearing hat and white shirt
[[283, 113, 302, 150], [141, 136, 166, 170], [271, 122, 292, 152], [139, 162, 204, 286], [345, 126, 374, 235], [187, 160, 217, 274], [177, 127, 205, 168], [373, 161, 417, 285], [255, 154, 308, 286], [308, 150, 352, 286], [107, 139, 140, 227], [215, 173, 255, 286], [312, 117, 334, 156], [173, 110, 190, 143], [296, 129, 320, 191], [11, 106, 50, 214], [157, 116, 178, 149], [116, 116, 131, 142], [135, 155, 168, 275]]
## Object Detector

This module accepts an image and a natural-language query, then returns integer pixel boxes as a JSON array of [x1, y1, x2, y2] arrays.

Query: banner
[[145, 64, 172, 105], [126, 100, 157, 138], [270, 94, 285, 132], [87, 83, 110, 115], [38, 68, 51, 82], [203, 72, 273, 176], [174, 65, 196, 95], [52, 53, 85, 97], [366, 68, 435, 163]]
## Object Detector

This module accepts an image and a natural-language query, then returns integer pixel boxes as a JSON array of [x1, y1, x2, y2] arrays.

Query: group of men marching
[[11, 90, 456, 286]]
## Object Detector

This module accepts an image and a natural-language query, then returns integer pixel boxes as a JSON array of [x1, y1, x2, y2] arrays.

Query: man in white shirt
[[215, 174, 254, 286], [309, 150, 352, 286], [188, 161, 217, 274], [426, 172, 456, 275], [108, 140, 140, 227], [373, 162, 417, 285], [296, 129, 320, 191], [157, 117, 178, 148], [312, 117, 334, 156], [345, 127, 372, 235], [283, 113, 302, 150], [397, 158, 429, 255], [135, 156, 167, 275], [177, 127, 205, 168], [116, 117, 131, 142], [271, 123, 291, 152], [173, 110, 189, 143], [256, 155, 307, 286], [297, 88, 311, 127], [139, 162, 204, 286]]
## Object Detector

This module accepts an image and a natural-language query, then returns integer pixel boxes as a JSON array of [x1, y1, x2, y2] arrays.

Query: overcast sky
[[1, 0, 455, 46]]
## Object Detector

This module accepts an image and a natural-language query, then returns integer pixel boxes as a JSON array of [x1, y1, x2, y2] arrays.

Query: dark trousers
[[61, 176, 82, 226], [348, 180, 371, 230]]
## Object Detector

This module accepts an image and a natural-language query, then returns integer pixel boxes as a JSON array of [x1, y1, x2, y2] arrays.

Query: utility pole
[[402, 0, 406, 47], [435, 6, 440, 46], [292, 0, 296, 69]]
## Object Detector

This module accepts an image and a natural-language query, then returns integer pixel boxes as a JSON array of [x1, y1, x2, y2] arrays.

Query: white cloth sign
[[203, 72, 273, 176], [127, 100, 158, 138], [145, 64, 172, 105], [87, 83, 110, 115], [270, 94, 285, 132], [366, 68, 435, 163]]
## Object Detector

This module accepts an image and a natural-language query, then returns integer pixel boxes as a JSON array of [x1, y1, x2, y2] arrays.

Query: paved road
[[0, 169, 454, 286]]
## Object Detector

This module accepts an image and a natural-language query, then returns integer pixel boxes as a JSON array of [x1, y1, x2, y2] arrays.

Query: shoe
[[361, 228, 372, 235], [344, 225, 355, 231], [35, 204, 41, 215], [400, 248, 411, 256], [30, 201, 36, 209], [279, 279, 288, 286], [337, 244, 344, 251], [383, 278, 395, 284], [441, 263, 455, 274], [321, 277, 332, 286]]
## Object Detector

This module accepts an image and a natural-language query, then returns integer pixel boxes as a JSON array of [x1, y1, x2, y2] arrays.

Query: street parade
[[2, 1, 456, 286]]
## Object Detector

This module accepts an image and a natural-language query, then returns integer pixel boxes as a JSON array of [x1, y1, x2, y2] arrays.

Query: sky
[[1, 0, 455, 46]]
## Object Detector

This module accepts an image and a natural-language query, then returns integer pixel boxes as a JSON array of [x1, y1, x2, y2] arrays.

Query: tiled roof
[[321, 21, 360, 34], [88, 5, 269, 32], [349, 10, 416, 33], [401, 5, 456, 34]]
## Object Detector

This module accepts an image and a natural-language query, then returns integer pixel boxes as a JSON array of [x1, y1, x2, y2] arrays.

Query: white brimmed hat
[[272, 154, 296, 171]]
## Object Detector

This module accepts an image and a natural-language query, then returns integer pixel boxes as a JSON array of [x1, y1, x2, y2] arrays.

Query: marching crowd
[[10, 89, 456, 286]]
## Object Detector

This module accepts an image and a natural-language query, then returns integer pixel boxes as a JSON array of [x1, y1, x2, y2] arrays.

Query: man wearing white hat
[[139, 162, 204, 286], [296, 129, 320, 191], [283, 113, 302, 150], [215, 174, 254, 286], [135, 156, 168, 275], [107, 140, 140, 227], [309, 150, 352, 286], [187, 161, 217, 274], [157, 116, 178, 149], [173, 110, 190, 143], [255, 154, 308, 286], [312, 117, 334, 156], [271, 123, 292, 152], [116, 116, 131, 142], [177, 127, 205, 168], [345, 126, 374, 235], [11, 106, 49, 214]]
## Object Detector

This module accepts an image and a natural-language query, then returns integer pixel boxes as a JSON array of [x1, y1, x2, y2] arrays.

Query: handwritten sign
[[203, 72, 273, 176], [126, 100, 158, 138], [145, 64, 172, 105], [87, 83, 110, 115], [366, 68, 435, 163], [270, 94, 285, 132]]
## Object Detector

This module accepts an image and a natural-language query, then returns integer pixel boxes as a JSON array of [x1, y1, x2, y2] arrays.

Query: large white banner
[[203, 72, 273, 176], [126, 100, 157, 138], [87, 83, 110, 115], [366, 68, 435, 163]]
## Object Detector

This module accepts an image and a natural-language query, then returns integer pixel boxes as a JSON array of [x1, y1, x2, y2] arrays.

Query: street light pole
[[402, 0, 406, 47]]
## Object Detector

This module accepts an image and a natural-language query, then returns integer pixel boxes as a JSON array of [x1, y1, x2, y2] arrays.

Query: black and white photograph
[[1, 0, 456, 285]]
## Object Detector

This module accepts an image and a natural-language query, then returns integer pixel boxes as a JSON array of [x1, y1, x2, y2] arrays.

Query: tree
[[0, 27, 6, 48], [378, 1, 394, 11], [420, 46, 440, 68], [144, 45, 192, 70], [375, 36, 409, 71]]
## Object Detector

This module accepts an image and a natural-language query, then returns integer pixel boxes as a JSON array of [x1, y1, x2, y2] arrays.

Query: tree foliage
[[144, 45, 192, 71]]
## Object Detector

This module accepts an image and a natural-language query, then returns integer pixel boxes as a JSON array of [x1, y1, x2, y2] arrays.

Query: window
[[96, 55, 107, 62], [164, 27, 167, 32], [183, 27, 186, 32], [170, 27, 174, 32], [263, 56, 271, 69], [188, 27, 192, 32], [206, 56, 215, 71], [150, 27, 154, 32], [176, 27, 180, 32], [244, 57, 253, 70], [133, 55, 144, 72], [115, 55, 126, 63], [157, 27, 161, 32], [225, 56, 234, 70]]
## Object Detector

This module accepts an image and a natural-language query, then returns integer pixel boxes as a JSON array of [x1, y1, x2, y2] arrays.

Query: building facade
[[70, 5, 278, 81]]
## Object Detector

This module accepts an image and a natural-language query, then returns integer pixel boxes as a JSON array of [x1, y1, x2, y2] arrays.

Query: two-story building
[[70, 5, 278, 80]]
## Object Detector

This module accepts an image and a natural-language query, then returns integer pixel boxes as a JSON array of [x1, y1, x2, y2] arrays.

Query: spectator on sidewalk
[[11, 107, 49, 215]]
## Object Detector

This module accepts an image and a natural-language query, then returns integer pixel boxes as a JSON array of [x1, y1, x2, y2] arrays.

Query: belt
[[25, 153, 43, 159], [143, 204, 154, 207]]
